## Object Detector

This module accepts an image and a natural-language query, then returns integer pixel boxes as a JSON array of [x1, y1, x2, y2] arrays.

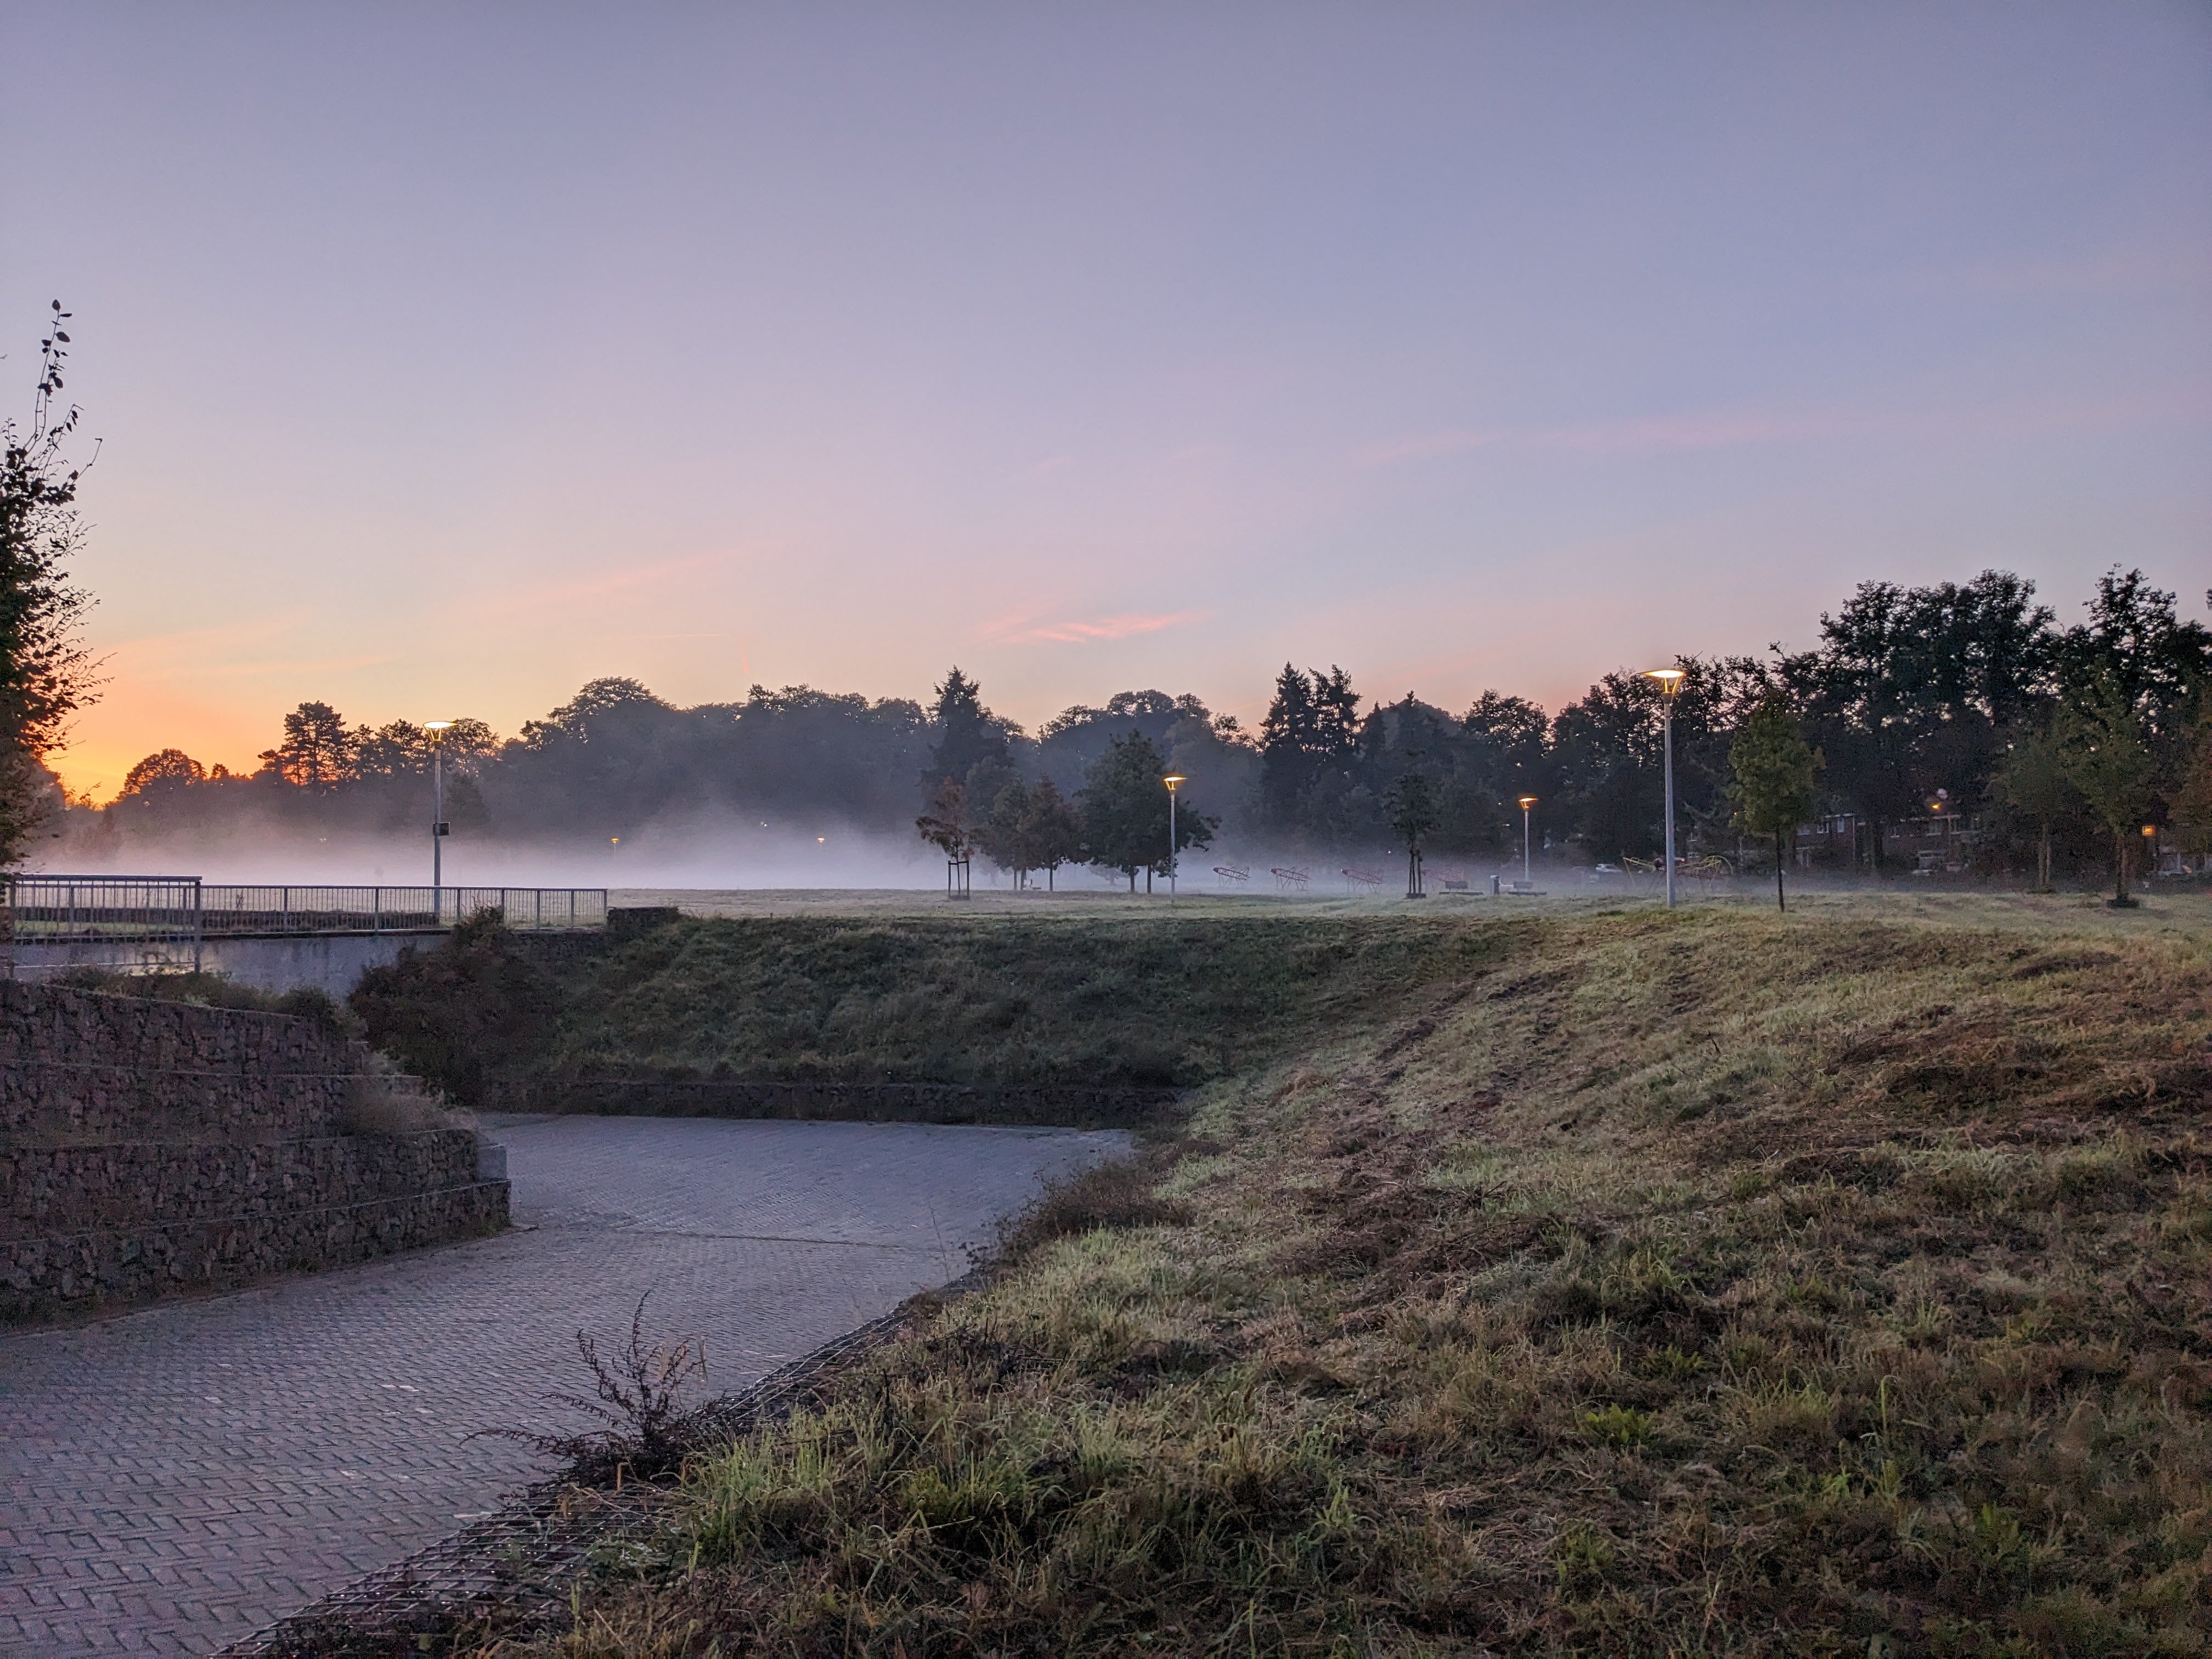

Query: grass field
[[389, 891, 2212, 1656]]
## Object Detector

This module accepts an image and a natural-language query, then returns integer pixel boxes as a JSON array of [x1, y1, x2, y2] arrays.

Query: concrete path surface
[[0, 1115, 1124, 1658]]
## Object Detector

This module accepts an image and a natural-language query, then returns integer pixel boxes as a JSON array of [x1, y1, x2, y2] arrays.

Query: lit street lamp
[[426, 721, 454, 919], [1642, 668, 1685, 909], [1517, 794, 1538, 887], [1163, 774, 1185, 898]]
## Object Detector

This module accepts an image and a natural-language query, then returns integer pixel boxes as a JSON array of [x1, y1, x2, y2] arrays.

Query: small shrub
[[51, 966, 359, 1035], [1581, 1403, 1655, 1448]]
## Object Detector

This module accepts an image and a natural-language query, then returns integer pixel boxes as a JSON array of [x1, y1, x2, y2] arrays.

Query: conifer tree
[[923, 667, 1009, 792]]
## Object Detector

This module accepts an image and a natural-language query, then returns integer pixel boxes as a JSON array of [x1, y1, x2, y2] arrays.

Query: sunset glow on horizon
[[6, 4, 2207, 802]]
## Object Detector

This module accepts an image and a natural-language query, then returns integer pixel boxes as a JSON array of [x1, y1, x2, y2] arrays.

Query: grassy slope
[[496, 899, 2212, 1658], [555, 915, 1498, 1086], [361, 914, 1501, 1098]]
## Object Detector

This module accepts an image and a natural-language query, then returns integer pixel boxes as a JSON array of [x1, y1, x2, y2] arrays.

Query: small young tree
[[2058, 670, 2158, 907], [914, 777, 974, 898], [1993, 723, 2075, 893], [1, 304, 100, 867], [1729, 695, 1820, 912], [974, 776, 1034, 888], [2172, 722, 2212, 868], [1020, 774, 1085, 891], [1385, 765, 1440, 898]]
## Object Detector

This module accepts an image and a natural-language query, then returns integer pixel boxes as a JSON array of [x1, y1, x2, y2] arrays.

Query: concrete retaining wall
[[5, 932, 429, 997]]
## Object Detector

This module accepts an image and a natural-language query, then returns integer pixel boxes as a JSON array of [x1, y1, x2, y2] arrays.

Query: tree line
[[5, 317, 2208, 891], [61, 560, 2208, 902]]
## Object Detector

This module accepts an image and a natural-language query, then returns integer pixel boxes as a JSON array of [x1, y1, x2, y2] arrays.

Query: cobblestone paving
[[0, 1116, 1124, 1658]]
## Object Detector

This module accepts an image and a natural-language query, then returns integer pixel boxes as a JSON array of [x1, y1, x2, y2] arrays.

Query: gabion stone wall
[[0, 983, 507, 1323]]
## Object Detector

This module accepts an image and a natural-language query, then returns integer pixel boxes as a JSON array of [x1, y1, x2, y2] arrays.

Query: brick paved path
[[0, 1116, 1123, 1658]]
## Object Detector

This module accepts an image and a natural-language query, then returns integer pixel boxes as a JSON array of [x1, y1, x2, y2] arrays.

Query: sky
[[4, 2, 2209, 799]]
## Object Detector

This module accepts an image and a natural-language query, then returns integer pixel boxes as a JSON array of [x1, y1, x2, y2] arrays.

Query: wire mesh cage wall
[[2, 877, 607, 941]]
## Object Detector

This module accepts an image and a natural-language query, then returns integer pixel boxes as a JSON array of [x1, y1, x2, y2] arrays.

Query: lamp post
[[425, 721, 453, 920], [1642, 668, 1685, 908], [1517, 795, 1537, 887], [1163, 774, 1185, 898]]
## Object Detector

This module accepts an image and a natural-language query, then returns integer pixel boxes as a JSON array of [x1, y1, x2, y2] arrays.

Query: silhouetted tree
[[2054, 568, 2212, 746], [120, 749, 205, 796], [1258, 665, 1362, 841], [923, 667, 1011, 793], [0, 303, 99, 866], [259, 702, 354, 791], [1784, 572, 2055, 872]]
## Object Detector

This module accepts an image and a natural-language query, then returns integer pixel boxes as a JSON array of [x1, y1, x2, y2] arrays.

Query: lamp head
[[2142, 824, 2158, 838], [1517, 794, 1538, 810], [1163, 774, 1185, 793], [1642, 667, 1686, 698], [425, 720, 454, 733]]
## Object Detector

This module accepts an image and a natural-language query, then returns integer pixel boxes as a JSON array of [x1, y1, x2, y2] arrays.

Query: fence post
[[191, 878, 203, 974]]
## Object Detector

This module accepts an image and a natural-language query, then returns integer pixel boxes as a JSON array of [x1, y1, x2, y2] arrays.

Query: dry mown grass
[[479, 904, 2211, 1657]]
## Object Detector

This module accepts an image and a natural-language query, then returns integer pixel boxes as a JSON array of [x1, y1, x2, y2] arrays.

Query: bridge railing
[[1, 877, 608, 942]]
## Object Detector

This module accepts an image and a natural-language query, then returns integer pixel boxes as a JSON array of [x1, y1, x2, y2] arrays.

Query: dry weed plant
[[461, 902, 2209, 1658], [480, 1294, 713, 1487], [337, 1052, 474, 1137]]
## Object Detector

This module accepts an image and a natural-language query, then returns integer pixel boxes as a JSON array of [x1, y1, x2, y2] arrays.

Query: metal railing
[[1, 876, 607, 943]]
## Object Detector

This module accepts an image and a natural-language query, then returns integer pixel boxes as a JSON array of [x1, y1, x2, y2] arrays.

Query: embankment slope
[[493, 901, 2211, 1656]]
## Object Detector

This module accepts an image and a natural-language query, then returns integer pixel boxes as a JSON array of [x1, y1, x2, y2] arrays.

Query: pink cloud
[[1352, 427, 1506, 466], [983, 610, 1204, 644], [1529, 409, 1848, 453]]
